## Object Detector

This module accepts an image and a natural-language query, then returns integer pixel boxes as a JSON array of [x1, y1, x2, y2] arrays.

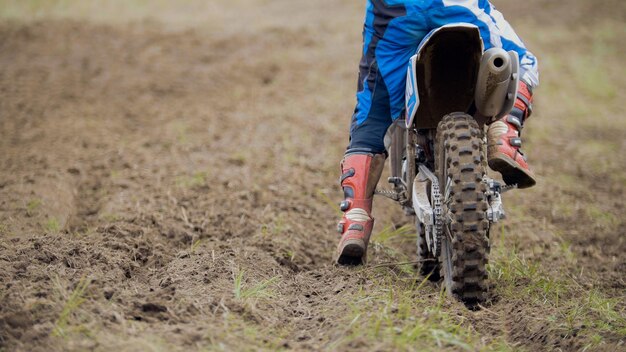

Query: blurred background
[[0, 1, 624, 351]]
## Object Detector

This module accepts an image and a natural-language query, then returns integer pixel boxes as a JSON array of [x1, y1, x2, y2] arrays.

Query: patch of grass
[[331, 275, 513, 351], [574, 139, 622, 175], [585, 204, 618, 230], [571, 55, 617, 101], [581, 289, 626, 335], [228, 152, 247, 166], [0, 222, 10, 236], [258, 215, 298, 262], [369, 224, 416, 274], [190, 239, 203, 254], [259, 214, 287, 238], [204, 314, 289, 351], [611, 173, 626, 189], [316, 189, 341, 216], [282, 248, 296, 262], [556, 289, 626, 350], [373, 224, 414, 246], [45, 217, 61, 232], [176, 171, 207, 189], [233, 269, 280, 301], [489, 240, 568, 305], [99, 213, 121, 223], [554, 234, 576, 264], [489, 239, 626, 347], [26, 198, 42, 216], [174, 122, 190, 144], [53, 276, 91, 337]]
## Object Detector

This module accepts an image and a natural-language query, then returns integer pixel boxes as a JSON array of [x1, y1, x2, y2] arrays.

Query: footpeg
[[484, 177, 508, 222], [374, 188, 402, 201], [374, 177, 409, 203]]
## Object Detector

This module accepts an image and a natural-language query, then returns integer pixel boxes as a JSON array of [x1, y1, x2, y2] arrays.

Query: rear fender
[[405, 23, 483, 129]]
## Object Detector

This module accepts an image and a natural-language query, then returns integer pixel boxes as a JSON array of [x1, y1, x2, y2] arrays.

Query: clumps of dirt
[[0, 17, 347, 349]]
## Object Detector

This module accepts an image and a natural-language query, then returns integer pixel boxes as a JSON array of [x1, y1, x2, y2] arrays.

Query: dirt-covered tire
[[435, 112, 490, 307], [416, 221, 441, 281]]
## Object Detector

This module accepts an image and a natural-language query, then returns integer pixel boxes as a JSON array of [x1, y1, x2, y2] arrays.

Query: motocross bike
[[377, 24, 520, 306]]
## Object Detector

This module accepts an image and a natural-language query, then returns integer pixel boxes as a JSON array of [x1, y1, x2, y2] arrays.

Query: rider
[[336, 0, 539, 265]]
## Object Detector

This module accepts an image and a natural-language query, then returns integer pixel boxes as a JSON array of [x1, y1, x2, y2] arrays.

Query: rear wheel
[[435, 113, 490, 307]]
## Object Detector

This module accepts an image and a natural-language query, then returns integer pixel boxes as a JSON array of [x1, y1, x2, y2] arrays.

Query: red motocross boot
[[336, 152, 385, 265], [487, 81, 537, 189]]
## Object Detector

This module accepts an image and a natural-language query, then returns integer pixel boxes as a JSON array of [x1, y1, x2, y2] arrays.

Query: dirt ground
[[0, 1, 624, 351]]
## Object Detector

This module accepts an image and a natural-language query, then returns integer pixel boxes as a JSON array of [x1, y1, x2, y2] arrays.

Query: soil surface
[[0, 1, 624, 351]]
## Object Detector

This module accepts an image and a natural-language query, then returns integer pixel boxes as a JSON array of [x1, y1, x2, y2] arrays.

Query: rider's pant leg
[[347, 1, 430, 154]]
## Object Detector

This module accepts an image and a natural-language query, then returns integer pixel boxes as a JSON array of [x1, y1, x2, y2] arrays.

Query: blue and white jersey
[[438, 0, 539, 87], [348, 0, 539, 154]]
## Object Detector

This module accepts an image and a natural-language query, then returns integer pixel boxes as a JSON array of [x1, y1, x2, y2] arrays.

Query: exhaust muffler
[[474, 48, 520, 120]]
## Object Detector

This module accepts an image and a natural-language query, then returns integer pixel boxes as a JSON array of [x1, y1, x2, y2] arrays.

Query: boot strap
[[340, 168, 355, 184], [506, 116, 522, 130]]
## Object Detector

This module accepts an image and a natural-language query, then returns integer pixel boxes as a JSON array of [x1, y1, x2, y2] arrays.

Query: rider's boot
[[336, 152, 385, 265], [487, 81, 537, 189]]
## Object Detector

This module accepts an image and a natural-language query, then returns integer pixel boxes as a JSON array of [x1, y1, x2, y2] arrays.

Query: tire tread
[[436, 112, 489, 307]]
